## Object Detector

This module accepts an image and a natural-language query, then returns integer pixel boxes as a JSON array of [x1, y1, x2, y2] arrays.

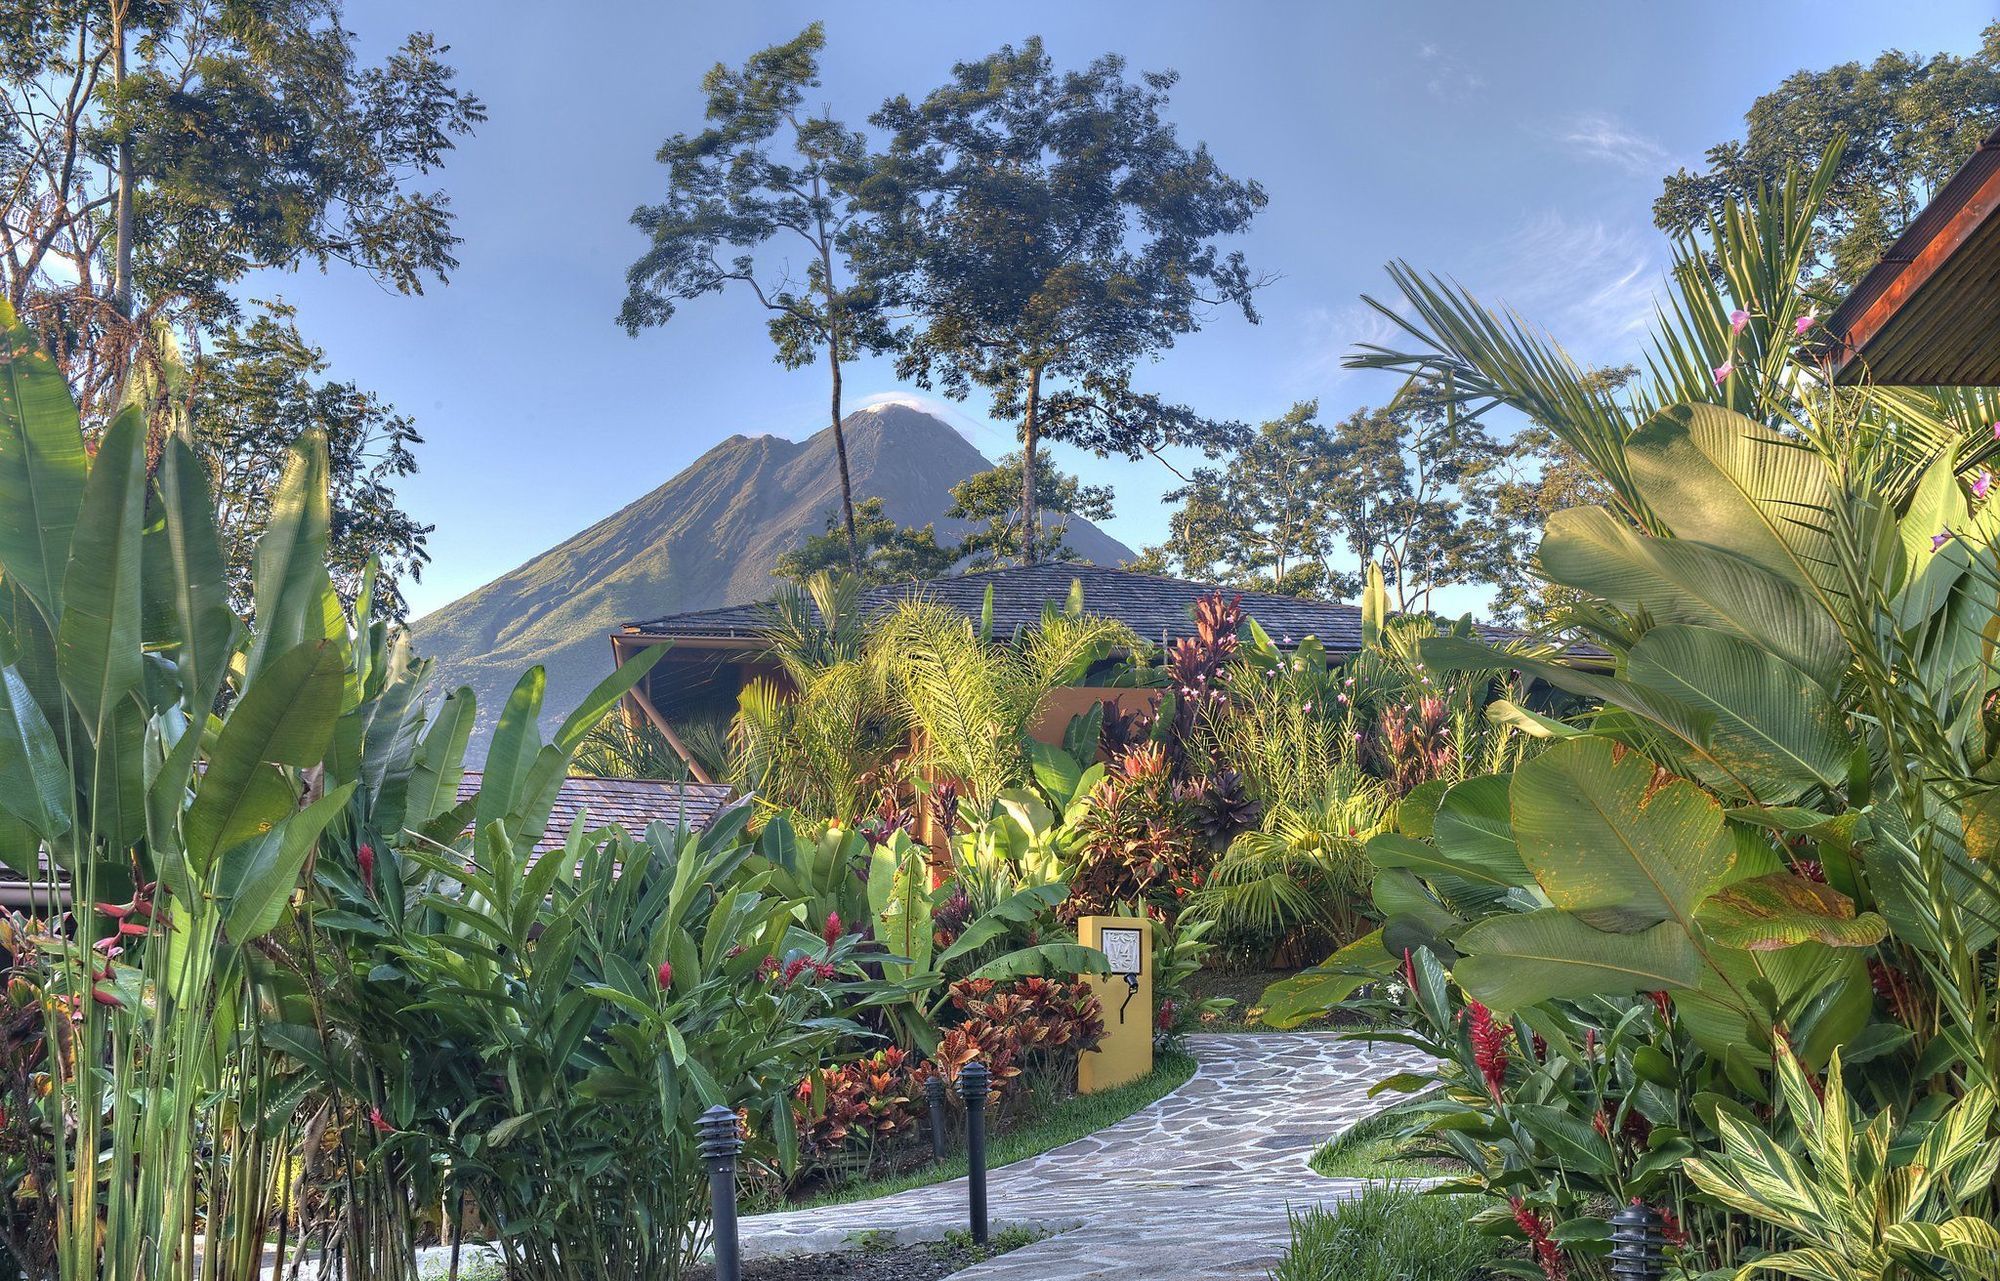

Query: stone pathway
[[741, 1033, 1433, 1279]]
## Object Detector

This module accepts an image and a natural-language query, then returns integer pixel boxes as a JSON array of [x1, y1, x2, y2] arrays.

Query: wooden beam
[[610, 636, 718, 786]]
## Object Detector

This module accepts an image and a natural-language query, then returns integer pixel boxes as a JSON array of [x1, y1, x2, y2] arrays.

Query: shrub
[[1272, 1188, 1499, 1281]]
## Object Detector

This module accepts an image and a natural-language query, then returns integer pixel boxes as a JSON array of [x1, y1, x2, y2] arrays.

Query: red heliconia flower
[[1466, 999, 1508, 1099], [368, 1107, 395, 1135], [656, 962, 673, 989], [94, 902, 132, 920], [823, 912, 843, 946], [357, 843, 377, 890], [116, 921, 148, 937], [91, 986, 122, 1007]]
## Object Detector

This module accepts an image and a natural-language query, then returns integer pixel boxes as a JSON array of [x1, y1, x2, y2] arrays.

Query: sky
[[269, 1, 1998, 620]]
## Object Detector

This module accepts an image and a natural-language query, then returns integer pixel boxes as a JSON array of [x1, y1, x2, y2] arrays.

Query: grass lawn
[[1271, 1186, 1501, 1281], [1310, 1103, 1463, 1180], [766, 1049, 1198, 1211]]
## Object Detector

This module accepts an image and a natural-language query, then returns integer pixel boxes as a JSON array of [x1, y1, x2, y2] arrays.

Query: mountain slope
[[411, 403, 1133, 755]]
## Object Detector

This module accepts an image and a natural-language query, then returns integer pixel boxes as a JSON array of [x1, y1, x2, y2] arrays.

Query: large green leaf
[[246, 432, 333, 680], [1693, 872, 1887, 951], [1422, 636, 1717, 754], [478, 668, 546, 829], [551, 642, 669, 757], [216, 783, 355, 942], [57, 409, 147, 737], [1623, 403, 1835, 589], [1257, 929, 1395, 1028], [0, 300, 88, 625], [1537, 506, 1845, 687], [1455, 909, 1700, 1010], [1625, 625, 1847, 802], [406, 686, 475, 826], [1432, 774, 1528, 883], [154, 438, 238, 713], [1511, 738, 1741, 933], [0, 663, 70, 849], [184, 639, 347, 873]]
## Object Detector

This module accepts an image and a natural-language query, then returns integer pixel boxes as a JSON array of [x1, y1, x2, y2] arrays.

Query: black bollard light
[[697, 1104, 743, 1281], [958, 1060, 990, 1245], [925, 1074, 949, 1161], [1608, 1202, 1667, 1281]]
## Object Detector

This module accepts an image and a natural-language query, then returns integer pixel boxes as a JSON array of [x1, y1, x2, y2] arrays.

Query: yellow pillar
[[1076, 915, 1153, 1093]]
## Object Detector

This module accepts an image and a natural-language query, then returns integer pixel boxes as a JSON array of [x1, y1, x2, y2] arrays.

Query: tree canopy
[[1142, 391, 1521, 614], [1654, 22, 2000, 292], [854, 37, 1265, 559], [1, 0, 484, 417], [622, 21, 888, 565], [188, 302, 430, 619]]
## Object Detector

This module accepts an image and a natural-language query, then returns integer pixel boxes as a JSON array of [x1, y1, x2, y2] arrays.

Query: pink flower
[[1728, 309, 1749, 333], [357, 843, 376, 888], [1712, 361, 1734, 384], [1977, 471, 1993, 500], [369, 1107, 395, 1135], [1933, 530, 1952, 552], [1992, 422, 2000, 440], [656, 962, 673, 988], [823, 912, 843, 946], [1794, 310, 1816, 337]]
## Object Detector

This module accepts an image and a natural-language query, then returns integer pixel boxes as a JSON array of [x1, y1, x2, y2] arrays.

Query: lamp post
[[1609, 1202, 1666, 1281], [697, 1105, 743, 1281], [958, 1061, 990, 1245]]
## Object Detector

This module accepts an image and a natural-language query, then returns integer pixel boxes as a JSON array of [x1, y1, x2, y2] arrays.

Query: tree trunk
[[1020, 369, 1042, 565], [827, 339, 860, 570], [111, 1, 133, 316]]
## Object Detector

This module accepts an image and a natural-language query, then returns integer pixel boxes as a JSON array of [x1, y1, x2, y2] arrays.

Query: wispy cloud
[[1416, 43, 1484, 101], [1555, 113, 1671, 176], [1489, 211, 1663, 357], [1288, 300, 1410, 394]]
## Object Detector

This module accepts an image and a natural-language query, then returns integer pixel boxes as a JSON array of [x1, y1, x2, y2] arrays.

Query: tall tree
[[944, 452, 1114, 569], [855, 38, 1266, 561], [771, 496, 957, 587], [1655, 23, 2000, 292], [0, 0, 485, 423], [1138, 401, 1339, 597], [1320, 385, 1517, 615], [621, 22, 887, 566], [190, 301, 431, 618]]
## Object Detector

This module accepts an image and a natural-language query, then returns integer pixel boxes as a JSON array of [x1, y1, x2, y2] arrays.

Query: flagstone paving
[[740, 1032, 1434, 1279]]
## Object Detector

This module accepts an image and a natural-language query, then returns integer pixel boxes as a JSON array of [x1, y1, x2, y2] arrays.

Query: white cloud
[[848, 390, 1012, 448], [1416, 43, 1485, 101], [1555, 112, 1671, 176], [1289, 300, 1411, 393], [1488, 211, 1663, 358]]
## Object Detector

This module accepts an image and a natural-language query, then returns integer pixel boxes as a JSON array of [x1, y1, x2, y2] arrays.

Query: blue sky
[[275, 2, 1995, 619]]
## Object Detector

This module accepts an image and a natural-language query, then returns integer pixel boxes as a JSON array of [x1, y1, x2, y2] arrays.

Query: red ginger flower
[[823, 912, 843, 945], [369, 1107, 395, 1135], [656, 962, 673, 988], [358, 843, 377, 893], [1510, 1199, 1567, 1281], [1466, 999, 1508, 1098]]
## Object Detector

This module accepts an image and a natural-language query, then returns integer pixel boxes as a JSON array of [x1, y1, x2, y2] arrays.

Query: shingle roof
[[621, 561, 1530, 652], [455, 770, 738, 853], [0, 777, 737, 900]]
